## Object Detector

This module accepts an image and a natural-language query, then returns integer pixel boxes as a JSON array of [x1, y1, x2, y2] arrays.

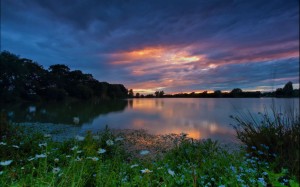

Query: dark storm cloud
[[1, 0, 299, 92]]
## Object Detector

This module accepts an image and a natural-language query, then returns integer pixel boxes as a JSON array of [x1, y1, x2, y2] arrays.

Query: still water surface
[[3, 98, 299, 143]]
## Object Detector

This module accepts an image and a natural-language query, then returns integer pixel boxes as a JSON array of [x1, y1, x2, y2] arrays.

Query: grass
[[0, 113, 299, 186], [230, 106, 300, 182]]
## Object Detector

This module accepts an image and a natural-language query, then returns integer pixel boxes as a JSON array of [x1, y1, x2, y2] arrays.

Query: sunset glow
[[1, 0, 299, 94]]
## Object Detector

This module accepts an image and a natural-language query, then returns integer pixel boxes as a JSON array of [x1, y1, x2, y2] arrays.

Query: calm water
[[2, 98, 299, 142]]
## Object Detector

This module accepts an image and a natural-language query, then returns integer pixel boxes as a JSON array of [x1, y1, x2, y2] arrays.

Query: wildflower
[[35, 154, 47, 159], [262, 171, 268, 176], [258, 178, 266, 186], [106, 139, 114, 146], [73, 117, 80, 124], [44, 134, 51, 138], [0, 160, 13, 166], [71, 146, 78, 150], [115, 137, 124, 141], [93, 174, 97, 177], [75, 135, 85, 141], [52, 167, 61, 174], [28, 157, 35, 161], [219, 185, 226, 187], [66, 155, 71, 158], [0, 171, 3, 175], [76, 150, 83, 154], [92, 135, 100, 140], [12, 145, 20, 149], [29, 106, 36, 113], [21, 167, 25, 170], [38, 143, 47, 147], [54, 158, 59, 162], [0, 142, 7, 145], [130, 164, 139, 168], [91, 157, 99, 161], [283, 179, 289, 183], [168, 169, 175, 176], [75, 157, 82, 161], [140, 150, 150, 155], [230, 165, 236, 173], [141, 168, 152, 173], [98, 148, 106, 154], [251, 146, 256, 150], [258, 151, 264, 155]]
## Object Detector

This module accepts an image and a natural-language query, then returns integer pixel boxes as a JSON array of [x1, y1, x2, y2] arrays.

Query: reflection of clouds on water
[[4, 98, 299, 143], [82, 98, 298, 143]]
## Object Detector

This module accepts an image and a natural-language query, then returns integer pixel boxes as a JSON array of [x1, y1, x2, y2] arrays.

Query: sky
[[1, 0, 299, 94]]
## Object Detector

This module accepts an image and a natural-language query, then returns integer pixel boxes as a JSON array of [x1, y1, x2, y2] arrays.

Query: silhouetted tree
[[230, 88, 243, 97], [283, 81, 293, 97], [128, 89, 134, 98], [136, 93, 140, 98], [0, 51, 128, 102], [214, 90, 222, 97], [159, 90, 164, 97]]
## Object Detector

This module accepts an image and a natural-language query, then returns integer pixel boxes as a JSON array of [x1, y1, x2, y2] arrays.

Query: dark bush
[[231, 107, 300, 181]]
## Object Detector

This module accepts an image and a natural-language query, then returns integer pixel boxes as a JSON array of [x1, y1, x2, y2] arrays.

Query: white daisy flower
[[12, 145, 20, 149], [106, 139, 114, 146], [0, 142, 7, 146], [0, 160, 13, 166], [70, 146, 78, 151], [35, 154, 47, 159], [98, 148, 106, 154], [168, 169, 175, 177], [141, 168, 152, 174], [28, 157, 35, 161], [140, 150, 150, 155], [38, 143, 47, 147], [52, 167, 61, 174], [130, 164, 139, 168]]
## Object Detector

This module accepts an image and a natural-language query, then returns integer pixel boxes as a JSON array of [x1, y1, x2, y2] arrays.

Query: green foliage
[[1, 120, 299, 186], [231, 108, 300, 181]]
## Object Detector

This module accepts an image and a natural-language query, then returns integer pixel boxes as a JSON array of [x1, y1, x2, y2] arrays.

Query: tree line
[[0, 51, 128, 103], [130, 82, 299, 98]]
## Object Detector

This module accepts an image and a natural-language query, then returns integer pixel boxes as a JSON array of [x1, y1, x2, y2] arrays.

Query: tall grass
[[231, 106, 300, 181]]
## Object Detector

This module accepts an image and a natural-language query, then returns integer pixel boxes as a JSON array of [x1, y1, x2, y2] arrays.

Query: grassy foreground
[[0, 116, 299, 186]]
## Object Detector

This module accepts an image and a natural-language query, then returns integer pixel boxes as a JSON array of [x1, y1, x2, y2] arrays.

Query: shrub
[[231, 107, 300, 181]]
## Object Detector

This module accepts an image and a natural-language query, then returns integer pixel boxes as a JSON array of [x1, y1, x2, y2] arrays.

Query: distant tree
[[283, 81, 293, 97], [275, 88, 284, 97], [214, 90, 222, 97], [159, 90, 164, 97], [136, 93, 140, 98], [230, 88, 243, 97], [128, 89, 134, 98], [154, 91, 159, 97]]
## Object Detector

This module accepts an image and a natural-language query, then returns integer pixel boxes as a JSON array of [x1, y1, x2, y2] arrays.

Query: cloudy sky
[[1, 0, 299, 94]]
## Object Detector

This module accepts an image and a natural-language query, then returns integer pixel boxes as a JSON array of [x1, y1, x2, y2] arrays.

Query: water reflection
[[2, 100, 128, 125], [1, 98, 298, 143]]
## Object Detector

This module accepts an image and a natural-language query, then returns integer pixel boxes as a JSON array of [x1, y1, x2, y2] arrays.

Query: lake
[[2, 98, 299, 143]]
